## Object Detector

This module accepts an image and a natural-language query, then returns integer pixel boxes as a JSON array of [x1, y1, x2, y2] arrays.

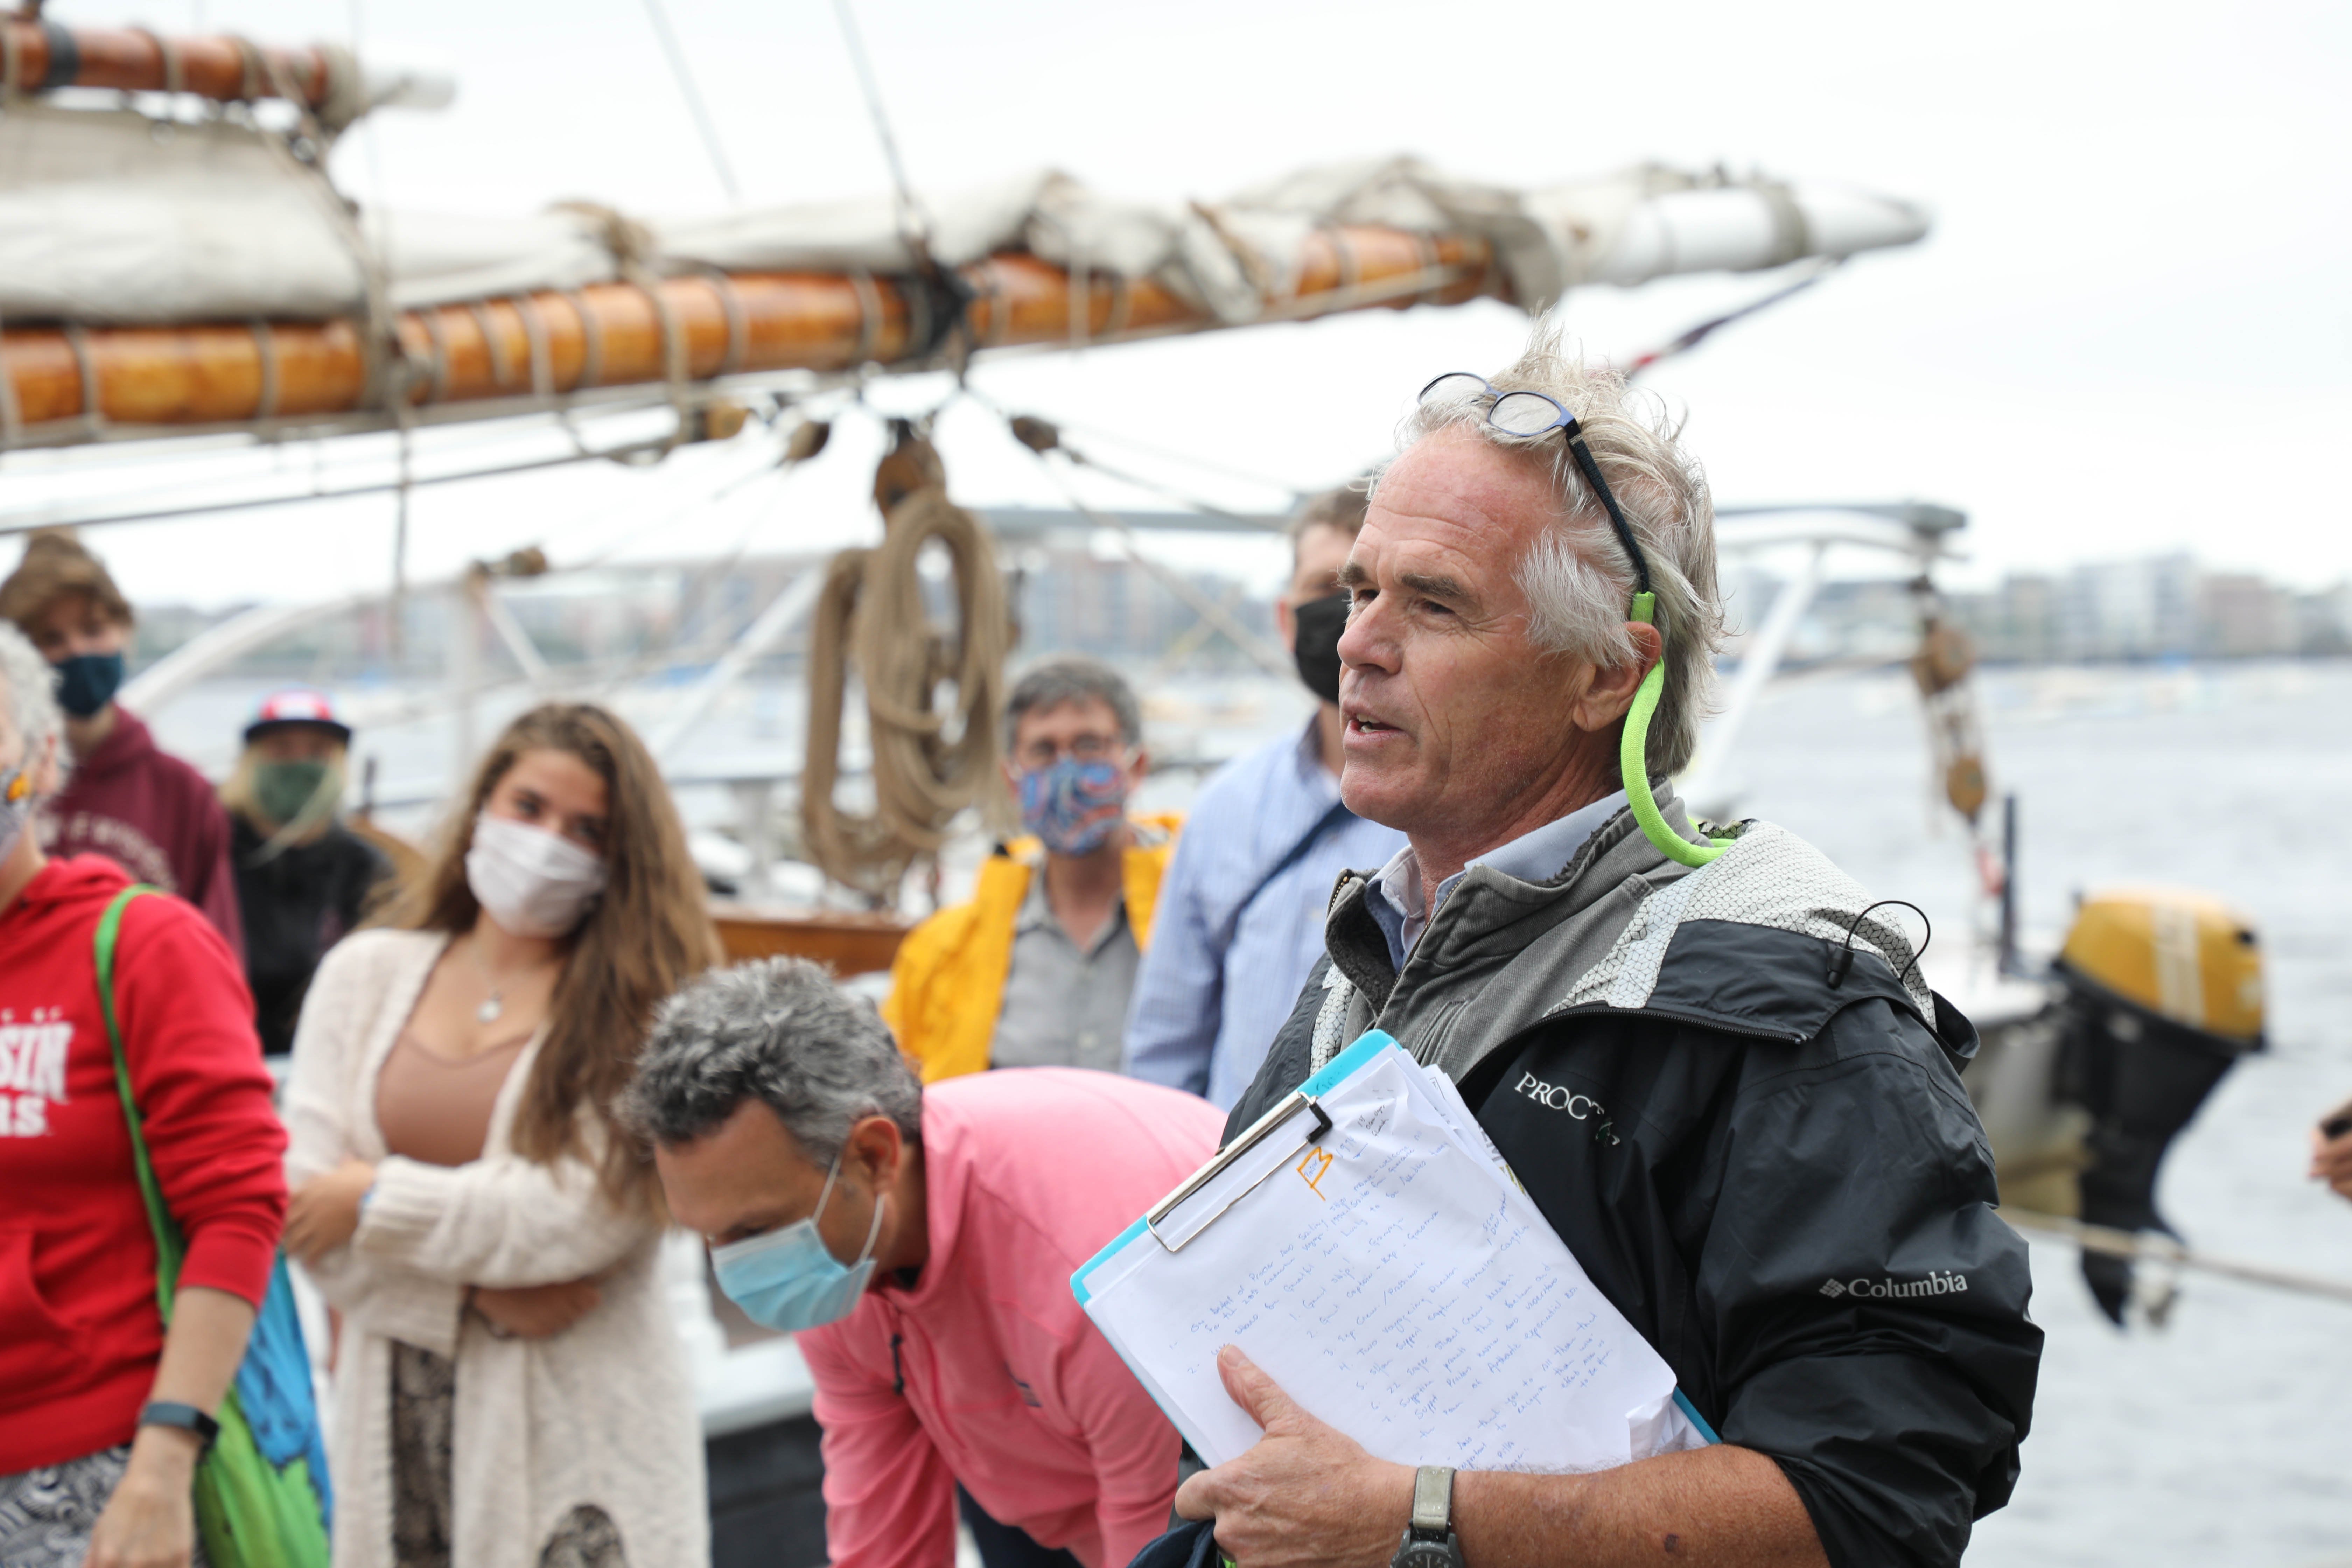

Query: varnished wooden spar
[[0, 17, 343, 109], [0, 229, 1499, 434]]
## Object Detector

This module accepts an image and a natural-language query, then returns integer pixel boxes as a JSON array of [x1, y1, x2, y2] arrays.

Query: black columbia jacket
[[1223, 801, 2042, 1568]]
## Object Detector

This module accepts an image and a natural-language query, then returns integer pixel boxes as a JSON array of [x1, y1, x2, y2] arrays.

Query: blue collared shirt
[[1124, 720, 1407, 1110], [1362, 790, 1630, 972]]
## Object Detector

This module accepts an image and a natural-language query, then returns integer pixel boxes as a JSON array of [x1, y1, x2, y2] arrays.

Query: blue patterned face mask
[[709, 1153, 887, 1332], [1017, 757, 1129, 855]]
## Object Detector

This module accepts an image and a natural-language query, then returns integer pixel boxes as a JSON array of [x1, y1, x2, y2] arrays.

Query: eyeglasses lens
[[1419, 373, 1491, 407], [1490, 391, 1568, 438]]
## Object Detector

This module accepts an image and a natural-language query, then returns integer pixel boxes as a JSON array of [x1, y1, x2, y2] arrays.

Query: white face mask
[[465, 812, 608, 938]]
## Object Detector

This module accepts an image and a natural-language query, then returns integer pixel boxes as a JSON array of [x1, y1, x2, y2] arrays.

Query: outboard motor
[[2054, 887, 2264, 1323]]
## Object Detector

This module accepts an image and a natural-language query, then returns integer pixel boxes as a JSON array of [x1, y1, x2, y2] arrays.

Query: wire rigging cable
[[1035, 415, 1308, 497], [980, 400, 1294, 677], [831, 0, 932, 261], [639, 0, 742, 206], [1623, 258, 1842, 380], [0, 433, 680, 537]]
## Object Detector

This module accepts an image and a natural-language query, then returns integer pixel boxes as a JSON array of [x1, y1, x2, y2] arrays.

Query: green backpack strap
[[95, 884, 187, 1324]]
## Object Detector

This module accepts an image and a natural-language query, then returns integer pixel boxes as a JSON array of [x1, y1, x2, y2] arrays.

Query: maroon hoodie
[[38, 708, 245, 957]]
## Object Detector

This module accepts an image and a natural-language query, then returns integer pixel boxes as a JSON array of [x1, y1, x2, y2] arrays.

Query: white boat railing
[[1680, 501, 1965, 814]]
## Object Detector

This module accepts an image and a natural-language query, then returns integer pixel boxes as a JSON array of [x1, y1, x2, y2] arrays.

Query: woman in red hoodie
[[0, 622, 287, 1567]]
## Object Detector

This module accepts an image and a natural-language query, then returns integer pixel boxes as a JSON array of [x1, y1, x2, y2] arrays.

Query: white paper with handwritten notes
[[1071, 1032, 1710, 1471]]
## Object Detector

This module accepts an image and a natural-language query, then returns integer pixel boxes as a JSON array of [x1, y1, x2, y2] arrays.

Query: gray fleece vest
[[1309, 791, 1936, 1083]]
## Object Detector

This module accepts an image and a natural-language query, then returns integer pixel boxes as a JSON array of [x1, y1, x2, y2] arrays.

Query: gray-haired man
[[1178, 336, 2042, 1568]]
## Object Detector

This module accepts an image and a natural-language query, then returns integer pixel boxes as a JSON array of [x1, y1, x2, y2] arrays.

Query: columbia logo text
[[1820, 1270, 1968, 1301]]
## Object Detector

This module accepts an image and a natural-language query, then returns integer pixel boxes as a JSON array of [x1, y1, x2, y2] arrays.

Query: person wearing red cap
[[222, 690, 392, 1057]]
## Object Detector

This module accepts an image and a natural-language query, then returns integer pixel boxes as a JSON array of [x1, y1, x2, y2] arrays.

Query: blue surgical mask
[[52, 651, 125, 719], [710, 1152, 887, 1332]]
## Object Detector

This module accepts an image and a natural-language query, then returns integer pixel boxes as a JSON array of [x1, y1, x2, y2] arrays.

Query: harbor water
[[1726, 661, 2352, 1566]]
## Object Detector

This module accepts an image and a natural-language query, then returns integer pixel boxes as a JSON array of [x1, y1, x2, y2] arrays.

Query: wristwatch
[[139, 1401, 220, 1452], [1391, 1465, 1463, 1568]]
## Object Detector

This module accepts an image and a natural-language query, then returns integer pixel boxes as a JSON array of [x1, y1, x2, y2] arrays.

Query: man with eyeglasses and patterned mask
[[1174, 332, 2042, 1568], [885, 656, 1181, 1085]]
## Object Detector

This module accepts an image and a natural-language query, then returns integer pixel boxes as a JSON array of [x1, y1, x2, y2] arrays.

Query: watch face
[[1395, 1540, 1461, 1568]]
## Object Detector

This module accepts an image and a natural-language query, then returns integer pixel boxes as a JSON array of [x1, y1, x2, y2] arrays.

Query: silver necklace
[[470, 938, 541, 1024]]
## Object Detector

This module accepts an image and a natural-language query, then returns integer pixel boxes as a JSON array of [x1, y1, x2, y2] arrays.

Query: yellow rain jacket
[[882, 813, 1182, 1082]]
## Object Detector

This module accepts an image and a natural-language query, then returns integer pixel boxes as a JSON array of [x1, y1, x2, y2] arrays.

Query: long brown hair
[[378, 702, 721, 1208]]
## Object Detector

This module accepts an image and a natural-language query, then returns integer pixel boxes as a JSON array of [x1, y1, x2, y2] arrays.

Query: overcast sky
[[13, 0, 2350, 609]]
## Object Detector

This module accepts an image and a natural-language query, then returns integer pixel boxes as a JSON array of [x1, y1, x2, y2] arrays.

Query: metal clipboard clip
[[1144, 1091, 1334, 1254]]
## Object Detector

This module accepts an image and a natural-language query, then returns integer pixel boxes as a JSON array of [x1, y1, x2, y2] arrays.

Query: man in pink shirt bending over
[[627, 955, 1224, 1568]]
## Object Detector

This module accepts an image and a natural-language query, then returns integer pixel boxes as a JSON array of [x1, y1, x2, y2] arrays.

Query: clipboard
[[1072, 1031, 1717, 1471]]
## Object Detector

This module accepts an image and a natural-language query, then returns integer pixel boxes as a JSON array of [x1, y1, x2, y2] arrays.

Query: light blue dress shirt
[[1123, 720, 1408, 1110], [1362, 790, 1631, 972]]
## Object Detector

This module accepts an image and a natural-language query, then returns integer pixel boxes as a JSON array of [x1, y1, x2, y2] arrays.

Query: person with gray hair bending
[[1178, 330, 2042, 1568], [627, 958, 1224, 1568]]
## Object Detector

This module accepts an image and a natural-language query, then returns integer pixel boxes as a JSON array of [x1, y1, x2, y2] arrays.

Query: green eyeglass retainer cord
[[1622, 591, 1734, 868]]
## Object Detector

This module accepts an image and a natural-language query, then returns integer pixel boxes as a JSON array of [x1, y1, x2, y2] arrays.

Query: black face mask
[[52, 651, 125, 719], [1290, 593, 1349, 705]]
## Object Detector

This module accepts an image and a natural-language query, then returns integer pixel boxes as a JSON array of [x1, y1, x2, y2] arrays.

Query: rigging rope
[[1035, 415, 1308, 496], [1023, 453, 1292, 679], [987, 407, 1294, 677], [1624, 258, 1842, 380], [1046, 444, 1277, 528], [639, 0, 742, 205], [831, 0, 932, 265], [2000, 1209, 2352, 1310], [802, 432, 1011, 898]]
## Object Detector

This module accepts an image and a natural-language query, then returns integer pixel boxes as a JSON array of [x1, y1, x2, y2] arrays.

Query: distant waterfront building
[[1951, 575, 2060, 665], [1945, 556, 2347, 664], [104, 538, 2352, 683], [2198, 574, 2298, 658], [2057, 553, 2199, 661], [2294, 584, 2352, 657]]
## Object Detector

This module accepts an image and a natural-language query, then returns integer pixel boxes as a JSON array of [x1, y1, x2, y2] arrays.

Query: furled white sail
[[0, 100, 1927, 328]]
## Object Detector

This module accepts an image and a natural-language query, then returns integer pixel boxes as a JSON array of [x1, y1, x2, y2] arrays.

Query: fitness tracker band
[[139, 1401, 220, 1452]]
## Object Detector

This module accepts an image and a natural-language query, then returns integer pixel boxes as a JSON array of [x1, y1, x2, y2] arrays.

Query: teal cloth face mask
[[254, 760, 332, 825], [710, 1151, 887, 1332]]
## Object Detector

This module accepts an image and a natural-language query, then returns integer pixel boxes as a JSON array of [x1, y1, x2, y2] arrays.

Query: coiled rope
[[802, 453, 1011, 898]]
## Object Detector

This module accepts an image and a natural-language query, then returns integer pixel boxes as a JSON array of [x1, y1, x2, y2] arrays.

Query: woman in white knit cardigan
[[280, 703, 722, 1568]]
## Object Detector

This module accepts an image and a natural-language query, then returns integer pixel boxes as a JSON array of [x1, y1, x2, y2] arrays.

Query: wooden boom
[[0, 230, 1500, 439], [0, 17, 345, 110]]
